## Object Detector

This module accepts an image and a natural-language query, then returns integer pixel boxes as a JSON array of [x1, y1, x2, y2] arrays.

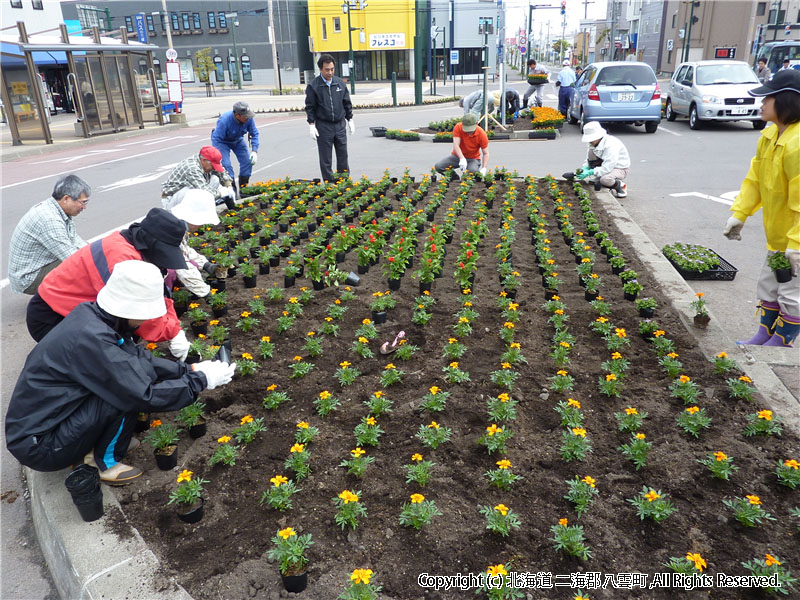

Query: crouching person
[[5, 261, 235, 485]]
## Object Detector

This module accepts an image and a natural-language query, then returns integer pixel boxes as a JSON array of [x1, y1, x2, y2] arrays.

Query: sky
[[500, 0, 609, 42]]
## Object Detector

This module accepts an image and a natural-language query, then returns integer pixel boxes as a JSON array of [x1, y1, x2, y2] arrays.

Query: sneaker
[[127, 437, 141, 453], [614, 180, 628, 198], [97, 463, 143, 486]]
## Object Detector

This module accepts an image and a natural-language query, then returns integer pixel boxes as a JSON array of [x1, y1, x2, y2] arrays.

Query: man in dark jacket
[[305, 53, 354, 181], [6, 261, 235, 484]]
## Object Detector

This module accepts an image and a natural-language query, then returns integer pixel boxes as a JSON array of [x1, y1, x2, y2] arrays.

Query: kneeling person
[[572, 122, 630, 197], [434, 113, 490, 177]]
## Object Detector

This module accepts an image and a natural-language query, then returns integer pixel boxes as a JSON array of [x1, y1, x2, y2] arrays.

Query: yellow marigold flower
[[606, 373, 618, 382], [625, 407, 638, 415], [242, 352, 253, 360], [552, 295, 560, 300], [358, 336, 369, 344], [350, 569, 373, 585], [297, 421, 309, 429], [197, 333, 206, 340], [635, 433, 646, 439], [714, 451, 728, 462], [567, 398, 581, 408], [559, 341, 571, 348], [679, 375, 692, 383], [503, 321, 515, 329], [240, 311, 251, 318], [334, 299, 342, 305], [557, 369, 568, 376], [278, 527, 296, 540], [653, 330, 666, 337], [307, 331, 316, 337], [497, 393, 509, 403], [510, 342, 521, 349], [494, 504, 509, 516], [487, 564, 507, 577], [757, 410, 773, 420], [261, 336, 271, 342], [486, 424, 502, 436], [282, 311, 289, 316], [270, 475, 288, 487], [290, 443, 305, 453], [292, 355, 303, 362], [496, 459, 512, 470], [209, 320, 220, 327], [582, 475, 596, 488], [463, 301, 473, 307], [267, 383, 277, 391], [558, 518, 568, 526], [325, 316, 333, 322], [340, 361, 351, 368], [615, 328, 627, 338], [765, 554, 781, 567], [351, 447, 365, 457], [667, 352, 679, 358], [240, 415, 254, 424], [644, 489, 661, 502], [596, 316, 608, 323], [746, 494, 761, 505], [458, 316, 469, 323], [572, 427, 587, 438], [449, 361, 459, 369], [217, 435, 231, 444], [176, 469, 192, 483], [422, 290, 430, 296], [365, 417, 377, 426], [686, 552, 707, 572], [362, 318, 372, 325], [428, 421, 440, 429], [716, 352, 728, 358], [189, 303, 200, 309], [384, 363, 396, 370], [411, 453, 423, 462], [739, 375, 752, 383], [417, 304, 425, 309], [410, 493, 425, 504], [462, 288, 471, 294], [508, 302, 519, 311], [696, 292, 704, 298], [784, 459, 799, 470], [338, 490, 359, 504], [685, 406, 700, 414], [501, 362, 512, 370]]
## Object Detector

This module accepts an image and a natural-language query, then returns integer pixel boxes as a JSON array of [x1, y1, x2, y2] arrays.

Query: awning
[[1, 41, 69, 66]]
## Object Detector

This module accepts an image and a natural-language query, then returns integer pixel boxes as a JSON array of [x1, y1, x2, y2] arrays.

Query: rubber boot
[[737, 301, 780, 345], [763, 312, 800, 347]]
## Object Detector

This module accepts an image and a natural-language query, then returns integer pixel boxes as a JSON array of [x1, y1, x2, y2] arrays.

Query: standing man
[[211, 101, 260, 192], [555, 59, 577, 116], [8, 174, 90, 295], [434, 113, 490, 178], [523, 58, 549, 109], [162, 146, 236, 211], [755, 58, 771, 84], [305, 54, 354, 182]]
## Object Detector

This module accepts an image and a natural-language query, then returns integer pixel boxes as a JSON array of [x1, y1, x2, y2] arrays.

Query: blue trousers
[[558, 86, 575, 116], [215, 137, 252, 180]]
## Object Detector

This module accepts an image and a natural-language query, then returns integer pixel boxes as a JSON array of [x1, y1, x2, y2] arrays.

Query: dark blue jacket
[[305, 75, 353, 124], [211, 110, 260, 151]]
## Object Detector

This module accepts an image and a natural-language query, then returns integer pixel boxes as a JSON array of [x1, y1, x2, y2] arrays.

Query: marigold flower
[[567, 398, 581, 408], [334, 299, 342, 305], [686, 552, 707, 572], [552, 295, 560, 300], [270, 475, 288, 487], [410, 493, 425, 504], [462, 288, 471, 295], [267, 383, 277, 391], [297, 421, 309, 429], [278, 527, 296, 540], [572, 427, 587, 438], [208, 320, 220, 327], [463, 301, 473, 307], [582, 475, 596, 488], [739, 375, 752, 383], [241, 415, 254, 425], [428, 421, 440, 429], [686, 406, 700, 414], [558, 518, 568, 526], [290, 443, 305, 453], [486, 424, 502, 436], [261, 336, 271, 342], [497, 393, 510, 403], [351, 447, 365, 457], [350, 568, 373, 585], [644, 489, 660, 502], [496, 459, 512, 470], [411, 453, 423, 462], [501, 362, 512, 370], [784, 459, 799, 470], [486, 564, 507, 577], [151, 419, 162, 428], [218, 435, 231, 444], [189, 303, 199, 309], [625, 407, 638, 415], [716, 351, 728, 358], [611, 352, 622, 360], [357, 336, 369, 344], [384, 363, 396, 370], [765, 554, 781, 567], [557, 369, 569, 376], [449, 361, 459, 368], [373, 391, 384, 398], [615, 328, 627, 338], [242, 352, 253, 360], [365, 417, 377, 426], [509, 342, 521, 349], [339, 490, 359, 504], [757, 410, 773, 421], [146, 342, 157, 351], [307, 331, 316, 337], [596, 317, 608, 323], [197, 333, 206, 339], [635, 433, 646, 440], [282, 311, 289, 316], [340, 361, 351, 368], [696, 292, 704, 298], [362, 318, 372, 325], [429, 386, 440, 395], [494, 504, 509, 516], [714, 451, 728, 462], [606, 373, 618, 382], [667, 352, 680, 359], [679, 375, 692, 383], [745, 494, 761, 505], [240, 311, 251, 318], [177, 469, 192, 483], [653, 330, 666, 337]]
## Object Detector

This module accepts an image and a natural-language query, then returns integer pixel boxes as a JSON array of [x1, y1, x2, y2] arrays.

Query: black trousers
[[26, 292, 63, 342], [316, 119, 349, 182]]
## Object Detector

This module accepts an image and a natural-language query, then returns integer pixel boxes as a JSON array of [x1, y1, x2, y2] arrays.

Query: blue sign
[[134, 13, 148, 44], [450, 50, 459, 65]]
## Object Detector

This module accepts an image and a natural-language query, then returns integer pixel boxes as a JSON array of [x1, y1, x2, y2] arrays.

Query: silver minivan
[[665, 60, 765, 130]]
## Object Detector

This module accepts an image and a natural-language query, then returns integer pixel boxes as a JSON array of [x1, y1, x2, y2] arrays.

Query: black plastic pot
[[188, 418, 207, 439], [585, 289, 599, 302], [775, 268, 793, 283], [177, 498, 204, 524], [65, 464, 104, 522], [212, 306, 228, 318], [281, 572, 308, 593], [419, 281, 433, 294], [504, 288, 517, 299], [154, 446, 178, 471], [207, 278, 226, 292], [623, 292, 638, 301], [372, 310, 388, 324], [357, 264, 369, 274], [639, 307, 655, 318], [335, 252, 346, 263], [370, 126, 387, 137], [345, 272, 360, 286], [270, 256, 280, 267], [243, 275, 258, 288], [259, 263, 271, 275], [284, 275, 296, 288], [191, 322, 208, 336], [174, 303, 187, 318], [388, 278, 401, 291], [312, 279, 324, 291], [135, 413, 150, 433], [545, 289, 559, 301]]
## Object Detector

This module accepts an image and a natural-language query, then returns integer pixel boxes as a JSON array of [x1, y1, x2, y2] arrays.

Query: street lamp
[[226, 2, 242, 90], [342, 1, 366, 95], [431, 26, 445, 95]]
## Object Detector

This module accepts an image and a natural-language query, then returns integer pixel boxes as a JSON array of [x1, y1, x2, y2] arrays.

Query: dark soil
[[108, 177, 799, 600]]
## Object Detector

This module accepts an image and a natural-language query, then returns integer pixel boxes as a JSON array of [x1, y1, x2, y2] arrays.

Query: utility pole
[[342, 1, 367, 96], [772, 0, 782, 41], [227, 1, 242, 89], [684, 0, 698, 62], [267, 0, 282, 91], [560, 17, 566, 63], [609, 0, 617, 61], [161, 0, 173, 51]]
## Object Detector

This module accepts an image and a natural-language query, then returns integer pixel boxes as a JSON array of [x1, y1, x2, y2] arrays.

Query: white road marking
[[720, 191, 739, 201], [141, 135, 201, 146], [96, 164, 177, 193], [117, 136, 171, 147], [251, 155, 294, 176], [670, 191, 732, 205], [30, 148, 125, 165], [657, 125, 681, 137]]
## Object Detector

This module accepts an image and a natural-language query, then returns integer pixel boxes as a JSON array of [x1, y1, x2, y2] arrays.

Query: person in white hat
[[568, 121, 630, 198], [555, 59, 577, 116], [170, 189, 221, 298], [5, 260, 235, 484]]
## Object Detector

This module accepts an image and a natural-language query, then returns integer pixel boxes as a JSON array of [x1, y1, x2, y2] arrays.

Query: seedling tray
[[664, 248, 738, 281]]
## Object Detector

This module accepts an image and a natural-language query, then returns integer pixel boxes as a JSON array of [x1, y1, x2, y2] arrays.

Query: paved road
[[0, 77, 768, 599]]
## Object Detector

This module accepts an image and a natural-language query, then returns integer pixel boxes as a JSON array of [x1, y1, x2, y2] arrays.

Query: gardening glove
[[168, 330, 191, 361], [192, 360, 236, 390], [249, 151, 257, 166], [723, 216, 744, 241], [202, 261, 217, 276], [309, 123, 319, 140], [458, 158, 467, 170], [218, 186, 235, 200], [576, 168, 594, 181], [513, 110, 520, 119], [479, 167, 488, 177], [787, 249, 800, 277], [347, 119, 355, 135]]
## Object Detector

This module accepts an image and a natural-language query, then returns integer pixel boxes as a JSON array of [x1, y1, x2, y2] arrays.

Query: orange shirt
[[451, 123, 489, 159]]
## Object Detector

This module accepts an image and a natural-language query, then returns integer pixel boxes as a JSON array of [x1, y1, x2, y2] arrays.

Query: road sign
[[519, 34, 527, 45], [166, 48, 178, 61], [450, 50, 459, 65], [134, 14, 148, 44], [519, 45, 527, 54]]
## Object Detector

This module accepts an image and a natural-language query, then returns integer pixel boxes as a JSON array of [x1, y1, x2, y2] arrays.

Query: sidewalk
[[23, 186, 798, 600]]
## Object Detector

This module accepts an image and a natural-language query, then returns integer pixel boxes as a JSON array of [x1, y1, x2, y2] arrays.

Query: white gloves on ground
[[458, 158, 467, 170], [479, 167, 488, 177], [347, 119, 355, 135], [723, 217, 745, 240], [168, 330, 190, 361], [218, 186, 235, 200], [787, 249, 800, 277], [309, 124, 319, 140], [192, 360, 236, 390], [249, 152, 257, 165]]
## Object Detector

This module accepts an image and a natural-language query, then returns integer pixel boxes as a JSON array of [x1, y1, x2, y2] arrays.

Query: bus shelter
[[1, 21, 162, 146]]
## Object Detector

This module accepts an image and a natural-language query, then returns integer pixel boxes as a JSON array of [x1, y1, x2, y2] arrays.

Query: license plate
[[730, 107, 749, 115], [617, 92, 635, 102]]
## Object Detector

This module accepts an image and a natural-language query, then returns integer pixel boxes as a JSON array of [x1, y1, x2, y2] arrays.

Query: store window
[[241, 54, 252, 81], [213, 55, 225, 82], [218, 12, 227, 28], [125, 16, 134, 33], [160, 14, 166, 31], [333, 17, 341, 33], [322, 18, 327, 40], [10, 0, 22, 8], [756, 2, 766, 17], [182, 13, 191, 31], [208, 12, 216, 28], [146, 15, 155, 32], [193, 13, 201, 30]]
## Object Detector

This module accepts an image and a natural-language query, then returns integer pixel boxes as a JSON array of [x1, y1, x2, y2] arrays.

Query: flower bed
[[109, 172, 798, 600]]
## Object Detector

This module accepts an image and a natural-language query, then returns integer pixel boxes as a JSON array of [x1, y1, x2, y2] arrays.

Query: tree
[[194, 47, 215, 84], [552, 39, 571, 54]]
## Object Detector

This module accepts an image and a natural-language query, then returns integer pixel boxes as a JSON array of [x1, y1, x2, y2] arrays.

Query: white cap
[[171, 189, 219, 226], [581, 121, 607, 143], [562, 59, 571, 66], [97, 260, 167, 320]]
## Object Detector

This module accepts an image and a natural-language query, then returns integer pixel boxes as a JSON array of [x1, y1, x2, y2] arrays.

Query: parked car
[[665, 60, 764, 130], [137, 79, 168, 108], [567, 61, 662, 133]]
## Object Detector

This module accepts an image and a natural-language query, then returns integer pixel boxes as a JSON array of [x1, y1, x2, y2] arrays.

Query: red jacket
[[37, 231, 181, 342]]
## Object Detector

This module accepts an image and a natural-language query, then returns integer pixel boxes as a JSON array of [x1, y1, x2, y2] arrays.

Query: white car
[[665, 60, 765, 130]]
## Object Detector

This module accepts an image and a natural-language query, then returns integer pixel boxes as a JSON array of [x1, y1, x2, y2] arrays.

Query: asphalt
[[5, 66, 799, 600]]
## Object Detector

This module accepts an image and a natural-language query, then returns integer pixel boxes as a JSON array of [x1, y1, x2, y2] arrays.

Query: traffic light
[[561, 1, 566, 15]]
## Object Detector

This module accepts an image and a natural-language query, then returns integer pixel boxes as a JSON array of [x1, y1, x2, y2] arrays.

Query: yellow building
[[307, 0, 416, 80]]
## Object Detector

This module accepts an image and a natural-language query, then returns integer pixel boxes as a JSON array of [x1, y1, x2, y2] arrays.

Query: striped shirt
[[8, 198, 86, 293], [161, 154, 231, 198]]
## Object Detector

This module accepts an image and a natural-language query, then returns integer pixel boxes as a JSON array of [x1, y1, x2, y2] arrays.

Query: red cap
[[199, 146, 224, 172]]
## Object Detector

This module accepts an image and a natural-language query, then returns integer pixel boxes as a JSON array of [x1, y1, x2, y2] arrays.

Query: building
[[59, 1, 313, 87], [427, 0, 499, 80], [307, 0, 416, 80]]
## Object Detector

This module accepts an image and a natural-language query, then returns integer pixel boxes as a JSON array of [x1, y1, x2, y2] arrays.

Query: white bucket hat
[[170, 189, 220, 226], [581, 121, 607, 143], [97, 260, 167, 320]]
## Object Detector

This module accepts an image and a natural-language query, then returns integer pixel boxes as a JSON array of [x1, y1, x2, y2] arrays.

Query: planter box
[[528, 131, 557, 140], [492, 133, 511, 140], [432, 137, 452, 143], [370, 126, 387, 137], [664, 248, 738, 281]]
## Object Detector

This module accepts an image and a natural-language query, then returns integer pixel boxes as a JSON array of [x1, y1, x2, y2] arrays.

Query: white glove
[[787, 249, 800, 277], [218, 186, 235, 200], [192, 360, 236, 390], [347, 119, 355, 135], [723, 216, 745, 241], [458, 158, 467, 170], [168, 330, 190, 361], [479, 167, 488, 177], [249, 152, 257, 165], [309, 124, 319, 140]]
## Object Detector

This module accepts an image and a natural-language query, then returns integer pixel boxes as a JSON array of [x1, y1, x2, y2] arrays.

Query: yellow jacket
[[731, 121, 800, 251]]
